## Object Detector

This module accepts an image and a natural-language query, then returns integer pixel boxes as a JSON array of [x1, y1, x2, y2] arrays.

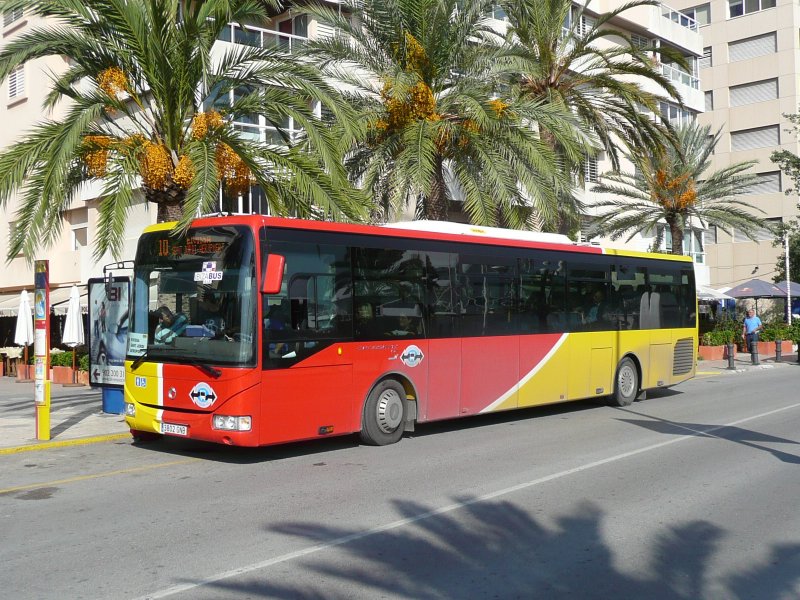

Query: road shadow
[[180, 498, 800, 599], [615, 408, 800, 464]]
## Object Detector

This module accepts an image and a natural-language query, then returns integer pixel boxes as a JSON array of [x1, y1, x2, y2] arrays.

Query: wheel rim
[[376, 388, 404, 434], [618, 364, 636, 398]]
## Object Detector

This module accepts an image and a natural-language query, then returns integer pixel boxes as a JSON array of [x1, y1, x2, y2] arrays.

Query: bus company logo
[[194, 261, 223, 283], [400, 345, 424, 367], [189, 382, 218, 409]]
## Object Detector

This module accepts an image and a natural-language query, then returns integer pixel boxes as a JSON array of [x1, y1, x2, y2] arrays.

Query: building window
[[729, 78, 778, 106], [729, 0, 776, 18], [755, 218, 781, 241], [7, 65, 24, 101], [685, 4, 711, 26], [730, 125, 779, 151], [705, 91, 713, 111], [729, 32, 777, 62], [3, 8, 23, 28], [744, 171, 781, 194], [700, 47, 712, 69], [583, 155, 598, 183], [630, 33, 651, 49], [659, 101, 695, 126]]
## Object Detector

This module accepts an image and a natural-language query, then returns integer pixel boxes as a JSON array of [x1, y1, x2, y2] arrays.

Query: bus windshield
[[129, 224, 257, 367]]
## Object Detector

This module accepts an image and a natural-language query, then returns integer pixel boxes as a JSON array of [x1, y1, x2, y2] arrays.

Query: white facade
[[0, 2, 707, 305], [671, 0, 800, 289]]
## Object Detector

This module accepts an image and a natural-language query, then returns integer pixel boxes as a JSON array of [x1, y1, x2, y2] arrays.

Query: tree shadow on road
[[614, 408, 800, 464], [190, 498, 800, 599]]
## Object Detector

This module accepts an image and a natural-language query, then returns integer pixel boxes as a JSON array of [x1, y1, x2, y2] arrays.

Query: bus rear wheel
[[611, 357, 638, 407], [360, 379, 406, 446]]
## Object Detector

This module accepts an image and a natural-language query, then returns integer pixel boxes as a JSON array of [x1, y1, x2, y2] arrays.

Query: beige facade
[[672, 0, 800, 289], [0, 2, 706, 306]]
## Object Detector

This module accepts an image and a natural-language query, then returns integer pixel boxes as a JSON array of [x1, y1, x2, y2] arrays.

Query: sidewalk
[[0, 376, 130, 453], [696, 351, 799, 374]]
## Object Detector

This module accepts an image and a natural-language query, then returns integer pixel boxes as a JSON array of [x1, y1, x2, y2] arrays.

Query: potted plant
[[759, 322, 792, 358], [698, 316, 738, 361], [50, 350, 75, 384], [77, 353, 90, 386]]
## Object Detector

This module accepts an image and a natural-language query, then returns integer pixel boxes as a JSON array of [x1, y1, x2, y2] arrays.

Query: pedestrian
[[742, 307, 763, 352]]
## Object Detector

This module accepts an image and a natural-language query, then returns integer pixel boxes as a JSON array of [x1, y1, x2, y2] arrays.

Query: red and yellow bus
[[123, 215, 696, 446]]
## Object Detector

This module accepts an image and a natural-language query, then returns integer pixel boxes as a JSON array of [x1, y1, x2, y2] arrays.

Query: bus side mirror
[[262, 254, 285, 294]]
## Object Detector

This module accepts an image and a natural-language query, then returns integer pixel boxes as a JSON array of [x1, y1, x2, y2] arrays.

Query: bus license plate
[[160, 422, 188, 436]]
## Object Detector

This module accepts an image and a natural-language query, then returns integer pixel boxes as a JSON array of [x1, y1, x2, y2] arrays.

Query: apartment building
[[671, 0, 800, 289], [0, 2, 705, 322]]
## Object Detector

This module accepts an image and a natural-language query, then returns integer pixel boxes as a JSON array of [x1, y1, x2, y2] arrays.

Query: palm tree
[[0, 0, 365, 261], [590, 123, 767, 255], [498, 0, 684, 233], [304, 0, 587, 228]]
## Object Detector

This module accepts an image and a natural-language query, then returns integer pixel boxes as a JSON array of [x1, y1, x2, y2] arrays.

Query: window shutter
[[729, 78, 778, 106], [3, 8, 23, 27], [705, 91, 713, 111], [730, 125, 779, 151], [583, 156, 598, 183], [744, 171, 781, 194], [729, 32, 776, 62], [8, 66, 24, 99], [699, 47, 712, 69], [315, 22, 335, 40]]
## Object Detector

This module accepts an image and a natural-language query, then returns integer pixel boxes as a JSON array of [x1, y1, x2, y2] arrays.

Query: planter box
[[697, 344, 736, 361], [741, 340, 792, 357], [16, 364, 32, 380], [52, 366, 76, 385]]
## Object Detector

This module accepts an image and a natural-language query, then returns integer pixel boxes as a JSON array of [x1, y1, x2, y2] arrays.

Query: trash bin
[[102, 387, 124, 414]]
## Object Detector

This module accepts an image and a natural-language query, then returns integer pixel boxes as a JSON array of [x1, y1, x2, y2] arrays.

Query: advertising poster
[[34, 261, 49, 406], [88, 277, 130, 388]]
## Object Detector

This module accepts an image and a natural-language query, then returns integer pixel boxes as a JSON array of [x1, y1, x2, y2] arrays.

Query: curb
[[0, 432, 131, 455]]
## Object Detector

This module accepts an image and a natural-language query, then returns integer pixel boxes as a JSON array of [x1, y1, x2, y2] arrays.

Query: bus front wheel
[[360, 379, 406, 446], [611, 358, 638, 407]]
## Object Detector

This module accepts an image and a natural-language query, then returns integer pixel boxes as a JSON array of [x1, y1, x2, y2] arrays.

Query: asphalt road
[[1, 366, 799, 599]]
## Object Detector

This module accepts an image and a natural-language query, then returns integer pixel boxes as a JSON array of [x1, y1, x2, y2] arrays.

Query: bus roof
[[144, 215, 692, 263]]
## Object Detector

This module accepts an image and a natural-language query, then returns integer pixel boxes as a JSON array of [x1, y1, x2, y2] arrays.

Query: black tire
[[610, 357, 638, 407], [360, 379, 407, 446]]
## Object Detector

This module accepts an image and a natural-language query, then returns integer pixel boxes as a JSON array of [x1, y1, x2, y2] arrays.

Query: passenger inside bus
[[388, 314, 421, 337]]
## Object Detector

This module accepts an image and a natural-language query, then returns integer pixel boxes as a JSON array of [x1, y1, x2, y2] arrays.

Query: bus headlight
[[125, 402, 136, 417], [212, 415, 252, 431]]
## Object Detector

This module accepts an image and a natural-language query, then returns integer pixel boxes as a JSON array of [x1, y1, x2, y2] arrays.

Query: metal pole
[[786, 232, 792, 323]]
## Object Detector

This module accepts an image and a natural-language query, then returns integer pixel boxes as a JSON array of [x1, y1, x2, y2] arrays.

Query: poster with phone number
[[87, 277, 129, 388]]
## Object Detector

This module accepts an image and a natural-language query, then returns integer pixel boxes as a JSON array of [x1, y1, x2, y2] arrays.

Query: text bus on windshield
[[123, 215, 697, 446]]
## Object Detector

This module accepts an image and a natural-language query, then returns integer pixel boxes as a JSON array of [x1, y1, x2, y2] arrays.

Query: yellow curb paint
[[0, 432, 131, 455], [0, 457, 199, 495], [696, 371, 719, 375]]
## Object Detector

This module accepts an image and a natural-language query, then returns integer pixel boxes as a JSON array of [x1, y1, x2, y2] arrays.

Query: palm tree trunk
[[143, 180, 187, 223], [425, 155, 449, 221], [668, 218, 685, 255]]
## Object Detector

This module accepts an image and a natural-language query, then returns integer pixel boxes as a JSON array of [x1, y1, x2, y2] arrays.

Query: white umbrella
[[697, 284, 733, 302], [14, 290, 34, 378], [62, 285, 84, 382]]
